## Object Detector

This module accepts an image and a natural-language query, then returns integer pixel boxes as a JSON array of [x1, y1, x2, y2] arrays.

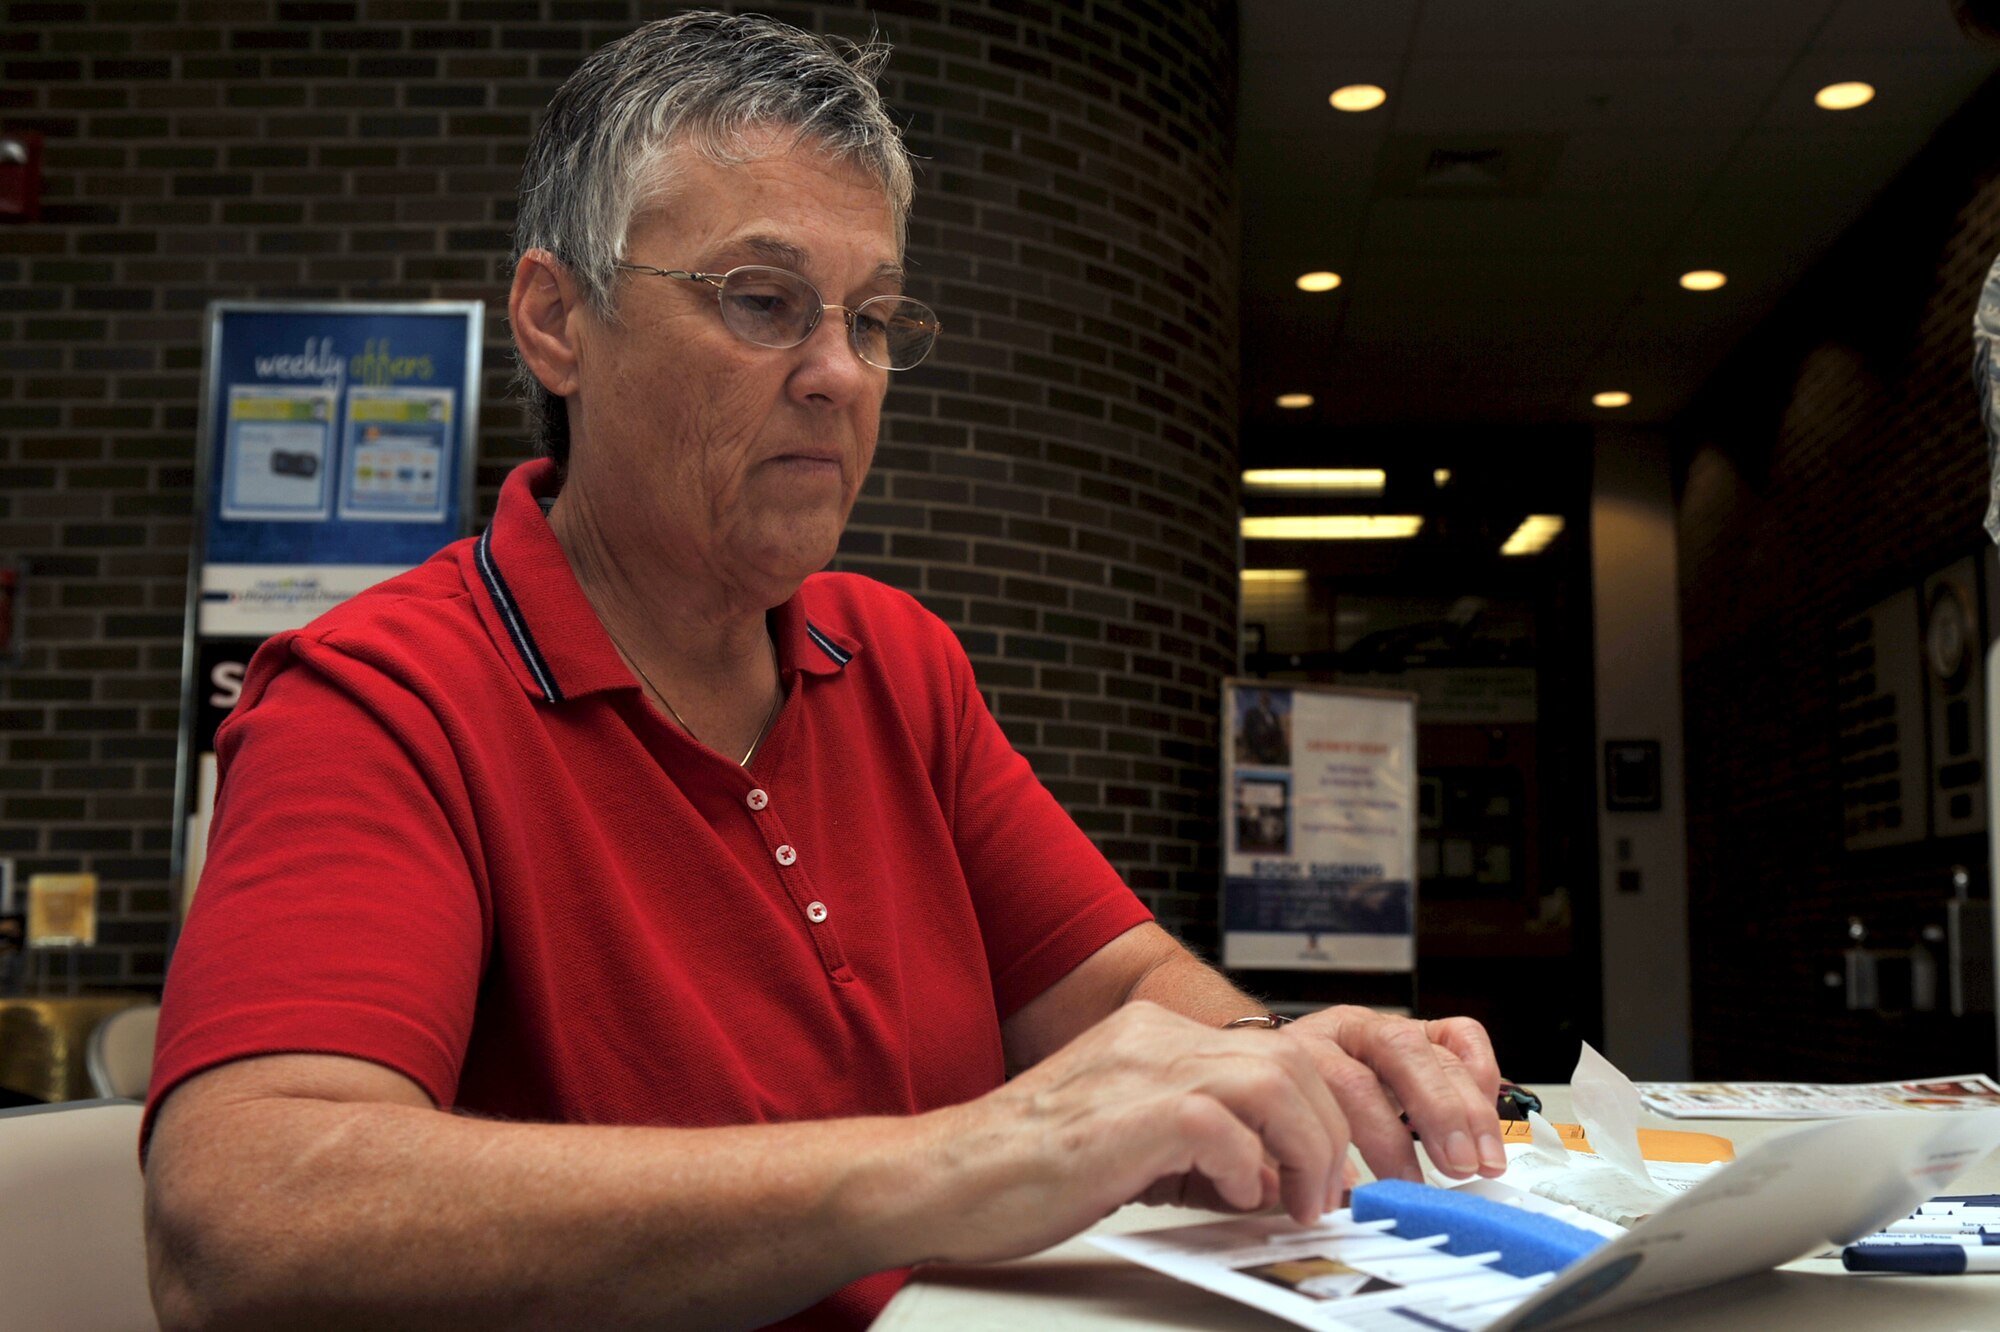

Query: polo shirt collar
[[471, 458, 860, 703], [772, 590, 860, 678]]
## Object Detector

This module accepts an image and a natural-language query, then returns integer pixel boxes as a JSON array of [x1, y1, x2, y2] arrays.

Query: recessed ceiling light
[[1592, 390, 1633, 409], [1329, 84, 1387, 113], [1814, 81, 1875, 111], [1433, 468, 1452, 488], [1501, 515, 1565, 556], [1679, 269, 1727, 291], [1241, 569, 1308, 583], [1295, 271, 1343, 292], [1242, 468, 1385, 496], [1241, 515, 1424, 541], [1275, 393, 1315, 409]]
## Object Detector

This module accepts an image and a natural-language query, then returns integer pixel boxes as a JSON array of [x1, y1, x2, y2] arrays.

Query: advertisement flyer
[[219, 384, 337, 521], [1222, 683, 1417, 973], [338, 385, 456, 521]]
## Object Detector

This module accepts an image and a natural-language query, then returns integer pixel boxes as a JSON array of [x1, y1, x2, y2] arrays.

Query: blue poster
[[200, 306, 481, 571]]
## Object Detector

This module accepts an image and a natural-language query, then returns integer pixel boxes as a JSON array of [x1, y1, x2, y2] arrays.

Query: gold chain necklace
[[611, 630, 782, 768]]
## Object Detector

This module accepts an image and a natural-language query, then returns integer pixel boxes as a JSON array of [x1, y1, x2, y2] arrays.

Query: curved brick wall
[[840, 1, 1242, 941], [0, 0, 1240, 984]]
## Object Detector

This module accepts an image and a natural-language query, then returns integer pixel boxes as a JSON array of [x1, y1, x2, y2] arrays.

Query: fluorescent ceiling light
[[1241, 569, 1308, 583], [1814, 81, 1875, 111], [1329, 84, 1387, 112], [1501, 514, 1565, 556], [1592, 390, 1632, 409], [1242, 515, 1424, 541], [1275, 393, 1315, 409], [1242, 468, 1386, 496], [1679, 269, 1727, 291], [1295, 271, 1342, 292]]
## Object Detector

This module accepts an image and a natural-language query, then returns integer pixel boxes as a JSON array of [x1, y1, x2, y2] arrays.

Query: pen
[[1496, 1082, 1542, 1121], [1844, 1233, 2000, 1248], [1843, 1243, 2000, 1274], [1400, 1081, 1543, 1139]]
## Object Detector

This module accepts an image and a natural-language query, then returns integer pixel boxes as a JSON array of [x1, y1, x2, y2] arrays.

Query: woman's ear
[[509, 249, 584, 397]]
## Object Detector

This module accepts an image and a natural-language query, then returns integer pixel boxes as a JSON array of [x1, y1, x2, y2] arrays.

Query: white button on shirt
[[775, 844, 797, 867], [806, 901, 828, 924], [746, 788, 768, 811]]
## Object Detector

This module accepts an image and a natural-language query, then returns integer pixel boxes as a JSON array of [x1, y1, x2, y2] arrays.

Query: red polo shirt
[[150, 458, 1152, 1330]]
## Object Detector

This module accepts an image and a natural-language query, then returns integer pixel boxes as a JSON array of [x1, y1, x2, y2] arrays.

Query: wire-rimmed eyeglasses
[[614, 262, 941, 371]]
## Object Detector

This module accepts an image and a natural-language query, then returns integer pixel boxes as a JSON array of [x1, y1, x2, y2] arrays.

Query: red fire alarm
[[0, 131, 44, 224]]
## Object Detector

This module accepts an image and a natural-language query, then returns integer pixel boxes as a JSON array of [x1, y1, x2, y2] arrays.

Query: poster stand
[[171, 302, 483, 934]]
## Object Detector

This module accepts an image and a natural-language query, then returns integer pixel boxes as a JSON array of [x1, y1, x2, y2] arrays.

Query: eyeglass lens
[[716, 266, 938, 370]]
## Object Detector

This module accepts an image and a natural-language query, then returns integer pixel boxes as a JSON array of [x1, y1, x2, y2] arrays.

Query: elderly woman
[[143, 14, 1505, 1332]]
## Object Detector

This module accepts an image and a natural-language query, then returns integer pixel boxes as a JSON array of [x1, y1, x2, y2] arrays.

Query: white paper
[[1093, 1211, 1552, 1332], [1489, 1108, 2000, 1330], [1634, 1073, 2000, 1119], [1094, 1084, 2000, 1331]]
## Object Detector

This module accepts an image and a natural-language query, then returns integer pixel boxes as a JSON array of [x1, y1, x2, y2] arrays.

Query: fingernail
[[1478, 1133, 1507, 1173], [1443, 1130, 1477, 1174]]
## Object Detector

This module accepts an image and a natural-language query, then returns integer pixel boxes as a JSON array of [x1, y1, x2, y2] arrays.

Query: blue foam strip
[[1351, 1179, 1610, 1279]]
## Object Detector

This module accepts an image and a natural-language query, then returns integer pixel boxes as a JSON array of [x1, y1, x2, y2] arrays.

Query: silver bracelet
[[1224, 1013, 1291, 1029]]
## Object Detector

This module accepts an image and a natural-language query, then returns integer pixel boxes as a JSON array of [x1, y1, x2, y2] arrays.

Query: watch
[[1224, 1013, 1292, 1029]]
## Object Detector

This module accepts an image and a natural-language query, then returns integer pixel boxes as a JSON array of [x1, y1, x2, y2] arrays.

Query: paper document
[[1634, 1073, 2000, 1119], [1093, 1054, 2000, 1331], [1093, 1209, 1557, 1332]]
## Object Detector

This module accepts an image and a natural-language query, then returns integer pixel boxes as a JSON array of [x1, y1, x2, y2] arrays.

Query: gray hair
[[509, 11, 915, 466]]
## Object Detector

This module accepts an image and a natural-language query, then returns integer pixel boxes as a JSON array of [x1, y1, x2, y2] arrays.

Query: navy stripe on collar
[[476, 526, 564, 702], [805, 621, 852, 668]]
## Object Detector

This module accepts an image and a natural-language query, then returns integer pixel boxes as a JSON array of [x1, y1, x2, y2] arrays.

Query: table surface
[[877, 1084, 2000, 1331]]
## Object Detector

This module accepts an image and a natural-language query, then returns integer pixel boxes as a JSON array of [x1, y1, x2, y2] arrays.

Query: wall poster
[[173, 302, 484, 917], [1222, 681, 1418, 973]]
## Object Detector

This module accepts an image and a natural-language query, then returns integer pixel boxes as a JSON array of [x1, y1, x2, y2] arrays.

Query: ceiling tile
[[1705, 127, 1930, 197], [1412, 0, 1824, 56], [1817, 0, 1999, 50], [1358, 196, 1683, 255], [1240, 0, 1418, 57], [1541, 129, 1742, 196], [1394, 54, 1794, 132]]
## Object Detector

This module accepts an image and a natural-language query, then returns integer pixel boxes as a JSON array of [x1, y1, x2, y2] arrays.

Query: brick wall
[[0, 0, 1241, 987], [1676, 76, 2000, 1079]]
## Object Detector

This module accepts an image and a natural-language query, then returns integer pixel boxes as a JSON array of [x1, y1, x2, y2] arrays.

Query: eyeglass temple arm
[[613, 263, 724, 288]]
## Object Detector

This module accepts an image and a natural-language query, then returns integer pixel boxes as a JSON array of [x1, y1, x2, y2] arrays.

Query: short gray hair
[[509, 11, 915, 466]]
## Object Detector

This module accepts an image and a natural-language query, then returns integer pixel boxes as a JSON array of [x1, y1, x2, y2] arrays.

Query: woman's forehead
[[627, 144, 900, 277]]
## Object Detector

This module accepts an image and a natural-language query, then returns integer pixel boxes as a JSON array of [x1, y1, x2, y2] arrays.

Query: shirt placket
[[741, 781, 852, 982]]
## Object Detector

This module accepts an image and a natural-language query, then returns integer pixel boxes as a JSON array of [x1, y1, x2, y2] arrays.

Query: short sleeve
[[145, 635, 489, 1147], [940, 637, 1154, 1018]]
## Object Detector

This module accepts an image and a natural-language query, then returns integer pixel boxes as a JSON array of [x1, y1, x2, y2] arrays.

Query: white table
[[877, 1085, 2000, 1331]]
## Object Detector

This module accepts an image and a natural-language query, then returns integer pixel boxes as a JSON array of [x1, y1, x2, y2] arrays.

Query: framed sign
[[1604, 739, 1663, 813], [1221, 681, 1418, 973], [172, 302, 484, 917]]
